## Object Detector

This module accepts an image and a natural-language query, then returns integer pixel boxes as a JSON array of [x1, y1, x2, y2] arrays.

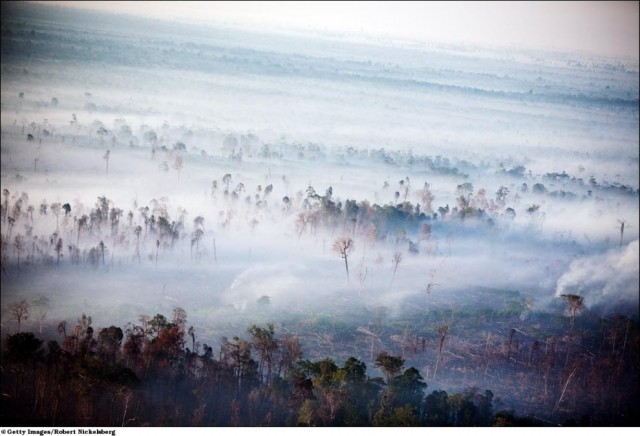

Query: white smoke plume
[[555, 239, 639, 315]]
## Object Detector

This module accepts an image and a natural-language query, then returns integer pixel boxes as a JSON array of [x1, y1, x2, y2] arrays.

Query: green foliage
[[1, 305, 638, 426], [337, 357, 367, 382], [374, 351, 404, 381], [388, 367, 427, 410], [146, 313, 171, 338], [423, 390, 450, 426], [78, 353, 137, 387], [373, 403, 419, 426]]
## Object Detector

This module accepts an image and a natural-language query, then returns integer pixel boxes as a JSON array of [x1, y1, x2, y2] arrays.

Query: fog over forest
[[1, 1, 638, 427]]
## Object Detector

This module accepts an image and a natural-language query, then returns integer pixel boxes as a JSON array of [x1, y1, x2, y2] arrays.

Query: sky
[[38, 1, 640, 61]]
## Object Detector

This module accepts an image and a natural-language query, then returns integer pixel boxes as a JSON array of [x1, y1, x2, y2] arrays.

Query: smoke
[[222, 263, 308, 311], [555, 239, 639, 315]]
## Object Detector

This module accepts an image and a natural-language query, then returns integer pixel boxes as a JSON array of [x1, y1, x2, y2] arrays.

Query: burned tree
[[333, 236, 354, 281], [617, 219, 631, 247], [391, 251, 402, 285], [9, 299, 30, 332], [433, 324, 449, 379], [560, 294, 584, 331], [103, 149, 110, 175]]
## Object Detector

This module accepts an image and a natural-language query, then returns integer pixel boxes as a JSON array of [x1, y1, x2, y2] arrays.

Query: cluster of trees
[[2, 299, 639, 427], [1, 310, 531, 427], [0, 170, 541, 277], [2, 117, 638, 427], [4, 109, 637, 280]]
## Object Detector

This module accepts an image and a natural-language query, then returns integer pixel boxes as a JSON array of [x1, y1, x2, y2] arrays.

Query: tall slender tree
[[333, 236, 354, 281]]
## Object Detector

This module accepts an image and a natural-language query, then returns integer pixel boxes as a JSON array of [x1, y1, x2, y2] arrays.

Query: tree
[[222, 173, 232, 192], [388, 367, 427, 414], [560, 294, 584, 331], [67, 313, 95, 355], [97, 126, 109, 144], [375, 351, 404, 382], [134, 225, 142, 262], [433, 325, 449, 379], [99, 240, 106, 265], [173, 154, 184, 180], [532, 183, 546, 194], [3, 332, 43, 399], [57, 320, 67, 339], [423, 390, 450, 425], [103, 149, 110, 175], [391, 251, 402, 285], [617, 219, 631, 247], [6, 216, 15, 239], [424, 281, 439, 312], [172, 307, 188, 332], [50, 202, 61, 231], [55, 237, 63, 264], [13, 234, 25, 272], [4, 332, 43, 363], [247, 323, 278, 384], [496, 186, 509, 204], [193, 215, 205, 230], [9, 299, 30, 332], [187, 326, 196, 352], [2, 188, 10, 225], [97, 325, 124, 365], [191, 228, 204, 260], [333, 236, 354, 281], [224, 336, 256, 396], [418, 182, 434, 214]]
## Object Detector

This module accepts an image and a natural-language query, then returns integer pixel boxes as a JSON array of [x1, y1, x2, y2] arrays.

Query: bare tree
[[191, 228, 204, 260], [57, 320, 67, 339], [188, 326, 196, 352], [560, 294, 584, 331], [433, 324, 449, 379], [424, 282, 439, 312], [391, 251, 402, 285], [222, 173, 232, 192], [99, 240, 106, 266], [9, 299, 30, 332], [173, 154, 184, 180], [617, 219, 632, 247], [2, 188, 9, 225], [333, 236, 354, 281], [1, 234, 8, 277], [103, 149, 110, 175], [357, 326, 382, 361], [134, 225, 142, 262], [14, 234, 25, 272], [6, 216, 15, 239], [155, 239, 160, 266], [418, 182, 434, 214], [55, 237, 63, 265], [50, 202, 61, 231]]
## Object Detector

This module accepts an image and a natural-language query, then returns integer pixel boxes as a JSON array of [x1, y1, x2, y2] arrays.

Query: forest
[[1, 1, 639, 427], [2, 306, 638, 426]]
